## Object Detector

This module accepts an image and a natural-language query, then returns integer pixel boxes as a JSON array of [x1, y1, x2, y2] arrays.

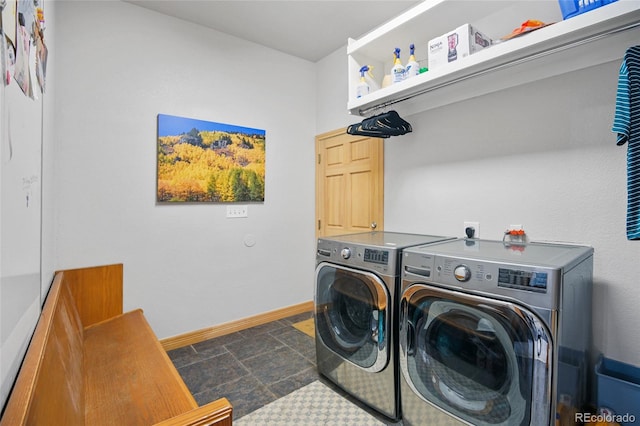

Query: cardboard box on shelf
[[428, 24, 492, 70]]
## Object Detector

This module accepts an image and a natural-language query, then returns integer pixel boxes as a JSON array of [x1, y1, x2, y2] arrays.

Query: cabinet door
[[315, 129, 383, 238]]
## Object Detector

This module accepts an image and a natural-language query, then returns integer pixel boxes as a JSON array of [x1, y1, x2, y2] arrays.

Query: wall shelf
[[347, 0, 640, 117]]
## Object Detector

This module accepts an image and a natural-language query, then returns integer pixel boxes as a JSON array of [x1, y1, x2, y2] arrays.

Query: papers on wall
[[2, 0, 47, 97]]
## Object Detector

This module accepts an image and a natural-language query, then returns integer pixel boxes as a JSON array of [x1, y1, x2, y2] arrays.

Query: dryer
[[314, 232, 453, 420], [399, 238, 593, 426]]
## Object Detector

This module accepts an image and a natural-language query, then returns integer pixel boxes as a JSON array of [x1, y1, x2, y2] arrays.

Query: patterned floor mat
[[292, 318, 315, 338], [234, 380, 385, 425]]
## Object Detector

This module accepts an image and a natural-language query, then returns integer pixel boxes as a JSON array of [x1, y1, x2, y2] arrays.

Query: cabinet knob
[[371, 222, 377, 229]]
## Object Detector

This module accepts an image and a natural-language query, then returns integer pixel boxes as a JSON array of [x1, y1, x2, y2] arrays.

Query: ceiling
[[125, 1, 421, 62]]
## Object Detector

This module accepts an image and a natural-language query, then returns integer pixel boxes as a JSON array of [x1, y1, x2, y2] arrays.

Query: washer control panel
[[439, 258, 554, 293], [402, 251, 560, 309], [364, 248, 389, 265], [497, 267, 548, 292], [317, 240, 396, 276], [450, 264, 548, 291]]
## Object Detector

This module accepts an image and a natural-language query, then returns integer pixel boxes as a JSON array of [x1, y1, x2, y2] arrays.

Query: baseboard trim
[[160, 301, 314, 351]]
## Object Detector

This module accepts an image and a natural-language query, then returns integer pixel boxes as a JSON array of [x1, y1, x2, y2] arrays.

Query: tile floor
[[167, 311, 319, 419]]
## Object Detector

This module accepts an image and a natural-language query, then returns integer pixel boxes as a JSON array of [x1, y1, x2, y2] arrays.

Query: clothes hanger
[[347, 110, 412, 138]]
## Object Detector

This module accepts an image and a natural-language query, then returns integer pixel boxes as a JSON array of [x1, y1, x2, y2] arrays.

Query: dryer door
[[400, 284, 552, 426], [315, 263, 390, 373]]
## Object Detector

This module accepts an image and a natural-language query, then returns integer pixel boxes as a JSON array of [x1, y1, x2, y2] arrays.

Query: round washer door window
[[315, 263, 390, 372], [400, 284, 550, 426]]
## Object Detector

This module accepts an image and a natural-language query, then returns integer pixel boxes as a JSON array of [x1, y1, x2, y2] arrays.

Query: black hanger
[[347, 110, 412, 138]]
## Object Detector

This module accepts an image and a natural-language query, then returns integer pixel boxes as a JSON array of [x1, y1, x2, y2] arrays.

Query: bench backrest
[[1, 264, 124, 426], [60, 264, 123, 327], [1, 274, 84, 424], [28, 276, 85, 424]]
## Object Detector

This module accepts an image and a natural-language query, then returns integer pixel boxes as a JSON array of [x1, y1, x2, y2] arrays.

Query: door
[[400, 284, 553, 426], [315, 129, 383, 238], [315, 263, 390, 372]]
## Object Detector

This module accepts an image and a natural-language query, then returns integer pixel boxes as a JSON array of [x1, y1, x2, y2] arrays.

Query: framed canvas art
[[157, 114, 265, 203]]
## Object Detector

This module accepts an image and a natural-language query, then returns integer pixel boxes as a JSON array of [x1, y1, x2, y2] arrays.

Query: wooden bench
[[0, 264, 232, 426]]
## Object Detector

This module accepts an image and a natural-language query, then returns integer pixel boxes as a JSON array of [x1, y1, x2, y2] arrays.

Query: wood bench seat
[[0, 264, 232, 426]]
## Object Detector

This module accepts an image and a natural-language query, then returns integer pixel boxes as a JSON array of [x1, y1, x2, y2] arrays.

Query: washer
[[399, 238, 593, 426], [315, 231, 453, 420]]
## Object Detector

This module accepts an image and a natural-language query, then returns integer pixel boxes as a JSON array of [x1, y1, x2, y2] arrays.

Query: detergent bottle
[[405, 44, 420, 78], [391, 48, 405, 84], [356, 65, 371, 98]]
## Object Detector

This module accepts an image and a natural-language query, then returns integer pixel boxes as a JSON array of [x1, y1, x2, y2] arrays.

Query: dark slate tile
[[268, 367, 319, 398], [177, 352, 249, 394], [241, 346, 315, 386], [237, 320, 288, 339], [173, 318, 324, 420], [169, 340, 235, 368], [166, 345, 198, 369], [271, 327, 316, 363], [225, 332, 286, 361], [195, 375, 279, 420], [192, 332, 245, 357]]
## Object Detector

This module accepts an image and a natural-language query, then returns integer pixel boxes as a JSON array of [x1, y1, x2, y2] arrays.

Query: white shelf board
[[347, 0, 640, 116]]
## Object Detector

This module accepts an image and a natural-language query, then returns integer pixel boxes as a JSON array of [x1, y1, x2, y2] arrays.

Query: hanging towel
[[612, 46, 640, 240]]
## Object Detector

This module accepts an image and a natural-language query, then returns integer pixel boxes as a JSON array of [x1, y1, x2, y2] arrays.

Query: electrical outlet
[[226, 205, 248, 218], [464, 221, 480, 238], [509, 224, 523, 231]]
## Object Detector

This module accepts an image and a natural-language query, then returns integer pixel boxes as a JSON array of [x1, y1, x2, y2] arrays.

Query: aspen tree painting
[[157, 114, 266, 203]]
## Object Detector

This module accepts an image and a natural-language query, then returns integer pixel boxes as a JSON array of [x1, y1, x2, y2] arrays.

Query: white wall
[[0, 0, 58, 407], [316, 48, 640, 366], [0, 0, 57, 406], [53, 1, 316, 339], [316, 46, 354, 134]]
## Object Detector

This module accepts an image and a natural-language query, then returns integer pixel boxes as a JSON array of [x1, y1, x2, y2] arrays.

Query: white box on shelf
[[428, 23, 492, 70]]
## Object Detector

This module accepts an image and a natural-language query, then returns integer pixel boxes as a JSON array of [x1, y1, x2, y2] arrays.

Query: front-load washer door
[[315, 263, 390, 373], [400, 284, 552, 426]]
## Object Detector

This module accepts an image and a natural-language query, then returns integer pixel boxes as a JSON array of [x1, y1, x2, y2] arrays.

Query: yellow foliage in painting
[[157, 130, 265, 202]]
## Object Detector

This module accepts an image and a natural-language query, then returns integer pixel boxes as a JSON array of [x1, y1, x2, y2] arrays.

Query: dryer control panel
[[402, 251, 561, 309], [497, 268, 548, 292], [316, 241, 396, 277], [442, 257, 559, 309], [364, 248, 389, 265]]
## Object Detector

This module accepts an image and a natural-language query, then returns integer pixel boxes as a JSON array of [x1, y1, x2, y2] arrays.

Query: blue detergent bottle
[[392, 48, 405, 84], [405, 44, 420, 78]]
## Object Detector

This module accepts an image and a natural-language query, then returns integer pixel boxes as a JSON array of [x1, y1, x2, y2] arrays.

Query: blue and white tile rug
[[235, 380, 386, 425]]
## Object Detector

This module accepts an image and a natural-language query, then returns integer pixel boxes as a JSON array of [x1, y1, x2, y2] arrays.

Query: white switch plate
[[226, 205, 248, 218]]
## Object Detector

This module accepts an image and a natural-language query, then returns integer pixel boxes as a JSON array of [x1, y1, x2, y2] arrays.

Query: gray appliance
[[399, 238, 593, 426], [315, 232, 453, 420]]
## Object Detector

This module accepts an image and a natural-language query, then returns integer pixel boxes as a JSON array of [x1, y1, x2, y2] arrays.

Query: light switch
[[226, 205, 248, 218]]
